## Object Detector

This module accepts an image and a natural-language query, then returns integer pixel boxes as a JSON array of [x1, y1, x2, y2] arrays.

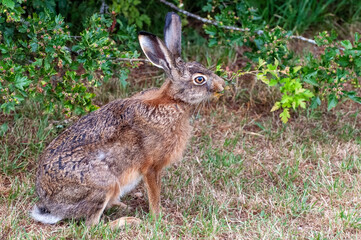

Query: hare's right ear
[[164, 12, 182, 58], [138, 31, 175, 74]]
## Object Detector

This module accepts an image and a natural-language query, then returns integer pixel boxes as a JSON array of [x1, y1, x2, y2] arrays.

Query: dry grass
[[1, 70, 361, 239]]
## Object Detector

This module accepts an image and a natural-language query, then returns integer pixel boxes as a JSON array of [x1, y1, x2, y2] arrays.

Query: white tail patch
[[119, 175, 142, 198], [30, 205, 62, 224]]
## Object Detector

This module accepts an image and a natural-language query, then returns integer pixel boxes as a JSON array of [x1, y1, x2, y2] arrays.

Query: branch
[[159, 0, 316, 44], [159, 0, 246, 32], [114, 58, 149, 62], [100, 0, 109, 14], [289, 35, 316, 45]]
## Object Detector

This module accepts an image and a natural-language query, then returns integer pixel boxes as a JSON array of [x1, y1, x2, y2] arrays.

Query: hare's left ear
[[138, 31, 178, 79], [164, 12, 182, 58]]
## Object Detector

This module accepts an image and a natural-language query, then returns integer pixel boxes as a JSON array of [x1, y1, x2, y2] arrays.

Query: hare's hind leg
[[105, 184, 141, 229], [107, 199, 129, 209], [85, 193, 112, 226]]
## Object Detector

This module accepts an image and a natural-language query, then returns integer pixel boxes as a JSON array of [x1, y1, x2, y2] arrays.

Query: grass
[[1, 69, 361, 239], [247, 0, 361, 37]]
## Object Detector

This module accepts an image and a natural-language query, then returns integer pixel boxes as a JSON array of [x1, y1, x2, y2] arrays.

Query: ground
[[0, 64, 361, 239]]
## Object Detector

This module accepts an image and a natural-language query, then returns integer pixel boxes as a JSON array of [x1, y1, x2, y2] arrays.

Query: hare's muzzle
[[212, 76, 225, 93]]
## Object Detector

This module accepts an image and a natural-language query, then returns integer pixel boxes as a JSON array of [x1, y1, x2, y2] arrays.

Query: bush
[[202, 0, 361, 122], [0, 0, 140, 116]]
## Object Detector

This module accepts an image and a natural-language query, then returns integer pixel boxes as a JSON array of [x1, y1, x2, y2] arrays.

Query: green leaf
[[341, 40, 353, 50], [258, 58, 266, 68], [0, 45, 9, 53], [280, 108, 290, 123], [355, 32, 360, 42], [354, 58, 361, 68], [303, 72, 319, 86], [269, 78, 278, 86], [267, 64, 277, 71], [271, 102, 280, 112], [327, 94, 338, 111], [30, 42, 38, 52], [310, 96, 321, 109], [0, 122, 8, 137], [337, 57, 350, 67], [293, 66, 302, 73], [33, 58, 43, 67], [346, 91, 361, 104], [303, 90, 314, 99], [299, 100, 306, 109], [1, 102, 15, 113], [2, 0, 15, 9], [14, 75, 31, 90], [256, 73, 269, 84]]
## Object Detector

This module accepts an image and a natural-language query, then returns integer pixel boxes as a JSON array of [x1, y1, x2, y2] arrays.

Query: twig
[[289, 35, 316, 45], [159, 0, 317, 44], [100, 0, 109, 14], [159, 0, 246, 32], [114, 58, 149, 62]]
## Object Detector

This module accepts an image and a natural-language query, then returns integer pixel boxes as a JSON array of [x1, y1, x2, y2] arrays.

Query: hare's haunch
[[31, 12, 225, 228]]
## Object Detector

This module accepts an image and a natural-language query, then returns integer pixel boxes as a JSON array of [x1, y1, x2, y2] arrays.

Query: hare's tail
[[30, 204, 62, 224]]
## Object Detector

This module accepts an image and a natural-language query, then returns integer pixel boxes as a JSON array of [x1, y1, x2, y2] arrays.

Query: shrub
[[202, 0, 361, 122], [0, 0, 140, 116]]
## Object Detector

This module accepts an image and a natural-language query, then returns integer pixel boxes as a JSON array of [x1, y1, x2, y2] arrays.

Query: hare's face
[[138, 12, 225, 105], [171, 61, 225, 105]]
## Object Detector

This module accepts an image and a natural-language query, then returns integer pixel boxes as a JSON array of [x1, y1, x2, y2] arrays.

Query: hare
[[31, 12, 225, 228]]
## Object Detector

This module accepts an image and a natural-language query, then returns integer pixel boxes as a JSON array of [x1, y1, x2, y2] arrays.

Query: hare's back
[[38, 99, 143, 180]]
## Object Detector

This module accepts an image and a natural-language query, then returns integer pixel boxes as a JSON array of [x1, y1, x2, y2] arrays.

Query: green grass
[[1, 77, 361, 239], [247, 0, 361, 36]]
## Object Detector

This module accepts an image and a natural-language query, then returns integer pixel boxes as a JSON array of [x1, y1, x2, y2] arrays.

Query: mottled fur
[[31, 12, 225, 228]]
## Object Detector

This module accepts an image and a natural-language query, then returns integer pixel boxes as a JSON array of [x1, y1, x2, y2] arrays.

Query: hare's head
[[139, 12, 225, 105]]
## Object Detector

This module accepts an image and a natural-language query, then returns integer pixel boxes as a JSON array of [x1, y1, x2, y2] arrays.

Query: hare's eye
[[193, 76, 206, 85]]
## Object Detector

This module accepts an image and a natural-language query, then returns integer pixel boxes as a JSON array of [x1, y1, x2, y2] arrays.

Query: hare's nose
[[212, 77, 225, 93]]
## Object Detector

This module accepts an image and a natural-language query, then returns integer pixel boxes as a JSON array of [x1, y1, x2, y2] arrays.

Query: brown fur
[[31, 12, 225, 228]]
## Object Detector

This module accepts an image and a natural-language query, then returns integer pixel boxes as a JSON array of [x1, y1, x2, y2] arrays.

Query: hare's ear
[[139, 31, 175, 73], [164, 12, 182, 58]]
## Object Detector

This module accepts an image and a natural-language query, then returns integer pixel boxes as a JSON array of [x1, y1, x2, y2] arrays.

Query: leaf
[[293, 66, 302, 73], [310, 96, 321, 109], [273, 58, 279, 68], [30, 42, 38, 52], [33, 58, 43, 67], [327, 94, 338, 111], [280, 94, 292, 105], [346, 91, 361, 104], [354, 58, 361, 68], [14, 75, 31, 90], [341, 40, 353, 50], [2, 0, 15, 9], [303, 72, 319, 86], [337, 57, 350, 67], [280, 108, 290, 123], [0, 122, 8, 137], [1, 102, 15, 113], [258, 58, 266, 68], [303, 90, 314, 99], [269, 78, 278, 86], [299, 100, 306, 109], [256, 73, 269, 84], [271, 102, 280, 112], [0, 45, 8, 53], [267, 63, 277, 71], [355, 32, 360, 43]]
